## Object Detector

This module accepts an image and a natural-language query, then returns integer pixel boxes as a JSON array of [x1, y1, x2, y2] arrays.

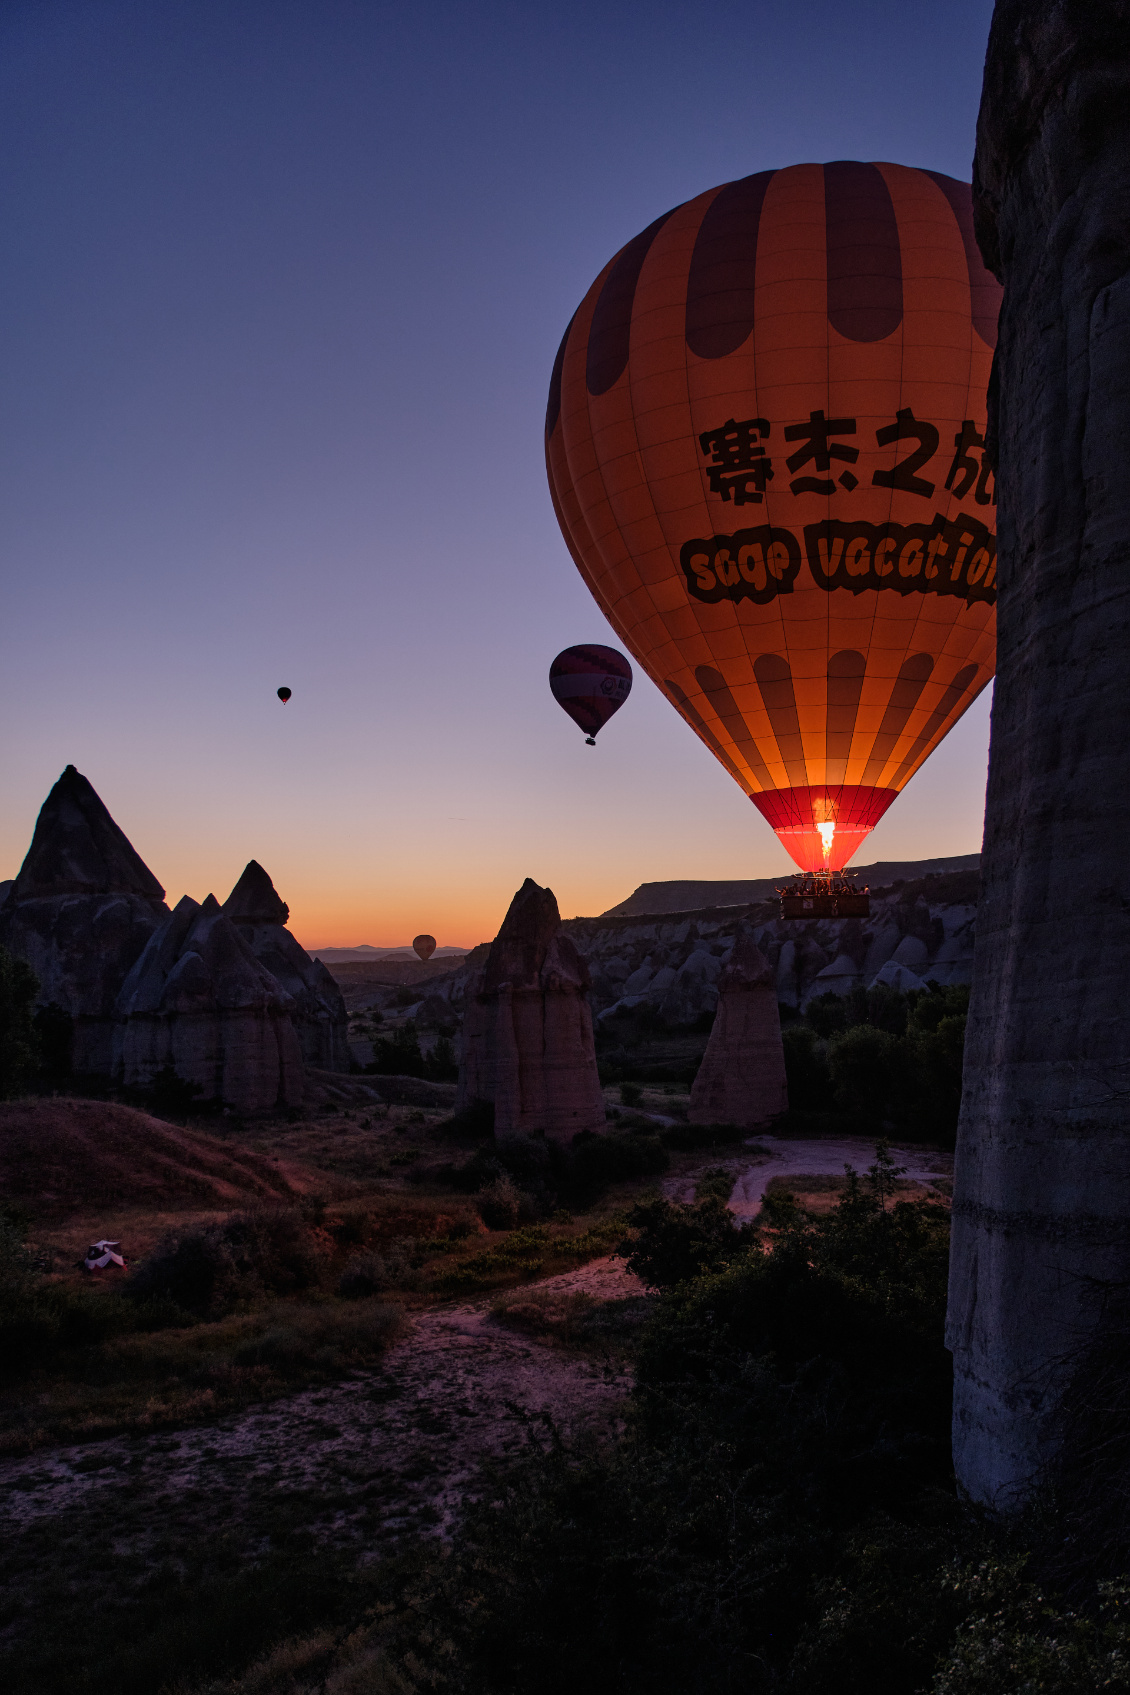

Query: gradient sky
[[1, 0, 997, 948]]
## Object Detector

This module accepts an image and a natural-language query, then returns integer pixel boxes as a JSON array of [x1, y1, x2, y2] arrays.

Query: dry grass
[[764, 1172, 952, 1215]]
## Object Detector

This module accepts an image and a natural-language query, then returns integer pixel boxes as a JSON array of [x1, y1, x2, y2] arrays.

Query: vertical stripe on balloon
[[825, 650, 867, 783], [824, 161, 903, 342], [753, 654, 809, 786], [890, 664, 983, 789], [862, 654, 935, 784], [693, 667, 774, 788], [586, 209, 676, 395], [664, 679, 748, 785], [684, 171, 775, 359]]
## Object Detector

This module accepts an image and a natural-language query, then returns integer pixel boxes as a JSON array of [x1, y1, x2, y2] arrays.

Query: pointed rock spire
[[13, 766, 164, 901], [459, 876, 605, 1141], [223, 861, 289, 926], [688, 927, 787, 1130]]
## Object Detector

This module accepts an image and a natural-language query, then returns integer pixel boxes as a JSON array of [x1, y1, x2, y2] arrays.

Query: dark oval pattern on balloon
[[545, 312, 576, 440], [923, 170, 1002, 349], [824, 161, 903, 342], [685, 170, 775, 359], [586, 208, 677, 396]]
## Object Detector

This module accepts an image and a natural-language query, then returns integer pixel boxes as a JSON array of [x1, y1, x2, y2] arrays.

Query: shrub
[[569, 1130, 669, 1196], [828, 1023, 906, 1118], [620, 1082, 643, 1107], [783, 1023, 833, 1110], [337, 1244, 420, 1296], [368, 1023, 427, 1077], [618, 1194, 758, 1289], [694, 1165, 735, 1203], [0, 946, 39, 1098], [426, 1033, 458, 1080], [477, 1175, 523, 1231], [127, 1208, 319, 1318], [32, 1001, 73, 1081], [659, 1120, 748, 1150]]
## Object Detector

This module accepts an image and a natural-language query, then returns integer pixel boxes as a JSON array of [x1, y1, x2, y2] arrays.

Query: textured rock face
[[0, 767, 168, 1072], [688, 933, 788, 1129], [458, 879, 606, 1140], [116, 895, 304, 1114], [947, 0, 1130, 1508], [222, 861, 350, 1073]]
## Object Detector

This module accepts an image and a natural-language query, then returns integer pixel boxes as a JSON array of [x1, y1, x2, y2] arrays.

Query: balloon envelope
[[549, 645, 632, 741], [412, 934, 436, 961], [277, 687, 292, 703], [546, 162, 1001, 871]]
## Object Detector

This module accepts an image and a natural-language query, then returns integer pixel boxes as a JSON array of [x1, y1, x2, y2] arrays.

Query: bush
[[0, 946, 39, 1098], [337, 1243, 421, 1296], [32, 1001, 73, 1081], [368, 1023, 427, 1077], [426, 1033, 458, 1081], [478, 1174, 523, 1231], [659, 1120, 748, 1151], [569, 1130, 669, 1197], [620, 1082, 643, 1107], [783, 1023, 833, 1110], [618, 1194, 758, 1289], [127, 1208, 319, 1317], [828, 1023, 906, 1118], [694, 1165, 735, 1203]]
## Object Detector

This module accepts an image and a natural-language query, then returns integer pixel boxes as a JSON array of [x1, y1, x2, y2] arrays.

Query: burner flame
[[817, 820, 836, 863]]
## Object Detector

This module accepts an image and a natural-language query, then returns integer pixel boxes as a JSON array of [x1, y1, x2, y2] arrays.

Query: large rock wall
[[948, 0, 1130, 1507], [458, 879, 606, 1141]]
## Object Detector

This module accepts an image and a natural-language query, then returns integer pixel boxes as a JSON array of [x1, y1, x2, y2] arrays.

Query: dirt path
[[0, 1258, 641, 1558], [665, 1134, 952, 1216]]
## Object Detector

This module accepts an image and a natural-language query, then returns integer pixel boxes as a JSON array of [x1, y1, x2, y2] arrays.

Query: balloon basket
[[776, 873, 870, 920]]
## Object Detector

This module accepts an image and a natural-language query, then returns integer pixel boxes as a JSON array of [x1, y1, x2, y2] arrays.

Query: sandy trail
[[665, 1135, 952, 1217], [0, 1139, 947, 1557], [0, 1259, 640, 1554]]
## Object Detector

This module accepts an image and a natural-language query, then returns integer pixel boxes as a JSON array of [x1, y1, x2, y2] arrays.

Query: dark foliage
[[31, 1001, 73, 1082], [0, 946, 39, 1099], [618, 1193, 759, 1288], [659, 1119, 748, 1151], [126, 1207, 319, 1318], [368, 1022, 428, 1077], [446, 1128, 669, 1215]]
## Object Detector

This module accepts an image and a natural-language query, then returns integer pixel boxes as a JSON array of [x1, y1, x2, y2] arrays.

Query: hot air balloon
[[550, 645, 633, 745], [413, 934, 436, 962], [277, 688, 292, 703], [546, 163, 1001, 873]]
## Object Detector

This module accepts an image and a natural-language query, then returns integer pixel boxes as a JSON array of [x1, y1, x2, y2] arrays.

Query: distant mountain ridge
[[597, 854, 981, 919], [309, 944, 468, 964]]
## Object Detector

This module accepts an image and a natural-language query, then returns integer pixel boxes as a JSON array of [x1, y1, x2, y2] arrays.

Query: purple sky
[[1, 0, 996, 946]]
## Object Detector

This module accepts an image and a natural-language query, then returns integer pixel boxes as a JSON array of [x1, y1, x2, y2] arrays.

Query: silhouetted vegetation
[[0, 946, 39, 1098], [126, 1207, 320, 1318], [782, 981, 970, 1141]]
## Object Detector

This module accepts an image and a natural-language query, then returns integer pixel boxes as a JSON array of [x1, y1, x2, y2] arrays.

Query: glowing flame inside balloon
[[817, 822, 836, 865]]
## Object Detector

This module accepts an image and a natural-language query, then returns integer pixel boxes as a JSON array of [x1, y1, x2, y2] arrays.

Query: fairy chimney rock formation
[[115, 894, 304, 1114], [458, 878, 606, 1140], [0, 766, 168, 1072], [948, 0, 1130, 1508], [222, 860, 350, 1072], [688, 932, 788, 1129]]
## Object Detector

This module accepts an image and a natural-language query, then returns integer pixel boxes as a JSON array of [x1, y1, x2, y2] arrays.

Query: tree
[[0, 947, 39, 1099]]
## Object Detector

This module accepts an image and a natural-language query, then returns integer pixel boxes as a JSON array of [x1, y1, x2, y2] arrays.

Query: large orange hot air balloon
[[546, 162, 1001, 872]]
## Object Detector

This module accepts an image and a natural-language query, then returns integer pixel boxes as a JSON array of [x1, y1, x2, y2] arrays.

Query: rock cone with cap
[[0, 766, 169, 1073], [688, 930, 788, 1130], [458, 878, 606, 1141], [222, 860, 350, 1072]]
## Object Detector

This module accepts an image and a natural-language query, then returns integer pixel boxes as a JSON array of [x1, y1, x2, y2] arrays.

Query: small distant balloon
[[277, 687, 292, 703], [549, 646, 632, 745], [413, 934, 436, 962]]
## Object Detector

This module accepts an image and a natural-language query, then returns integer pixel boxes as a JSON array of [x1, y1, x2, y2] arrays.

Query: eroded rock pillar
[[688, 932, 787, 1129], [948, 0, 1130, 1506]]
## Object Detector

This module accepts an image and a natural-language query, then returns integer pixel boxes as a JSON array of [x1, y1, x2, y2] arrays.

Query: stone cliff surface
[[116, 895, 304, 1114], [688, 932, 788, 1130], [0, 766, 168, 1072], [458, 879, 606, 1140], [223, 860, 350, 1073], [948, 0, 1130, 1507]]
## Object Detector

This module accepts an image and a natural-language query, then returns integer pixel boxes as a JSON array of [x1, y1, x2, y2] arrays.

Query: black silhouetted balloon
[[277, 688, 292, 703], [549, 646, 632, 745]]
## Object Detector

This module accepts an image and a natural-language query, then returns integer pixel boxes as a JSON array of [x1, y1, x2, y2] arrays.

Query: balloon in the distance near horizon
[[545, 162, 1002, 871], [549, 646, 633, 746], [277, 687, 292, 703], [413, 934, 436, 962]]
